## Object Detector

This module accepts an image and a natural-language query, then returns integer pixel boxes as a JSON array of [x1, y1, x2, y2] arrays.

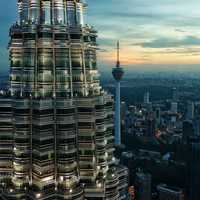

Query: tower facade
[[0, 0, 128, 199], [112, 42, 124, 146]]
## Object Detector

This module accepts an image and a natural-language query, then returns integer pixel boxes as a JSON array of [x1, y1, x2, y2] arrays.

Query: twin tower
[[18, 0, 85, 26], [0, 0, 128, 200]]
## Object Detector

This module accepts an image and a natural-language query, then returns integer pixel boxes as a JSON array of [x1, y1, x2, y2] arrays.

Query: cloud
[[1, 0, 200, 71], [134, 36, 200, 48], [174, 29, 186, 33]]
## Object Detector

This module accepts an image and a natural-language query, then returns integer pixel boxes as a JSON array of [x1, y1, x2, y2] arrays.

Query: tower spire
[[116, 41, 120, 68]]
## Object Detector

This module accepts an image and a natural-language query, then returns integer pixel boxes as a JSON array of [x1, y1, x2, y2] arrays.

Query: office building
[[135, 172, 151, 200], [171, 102, 178, 114], [144, 92, 150, 104], [157, 184, 184, 200], [188, 137, 200, 200], [182, 120, 194, 142], [186, 101, 194, 120]]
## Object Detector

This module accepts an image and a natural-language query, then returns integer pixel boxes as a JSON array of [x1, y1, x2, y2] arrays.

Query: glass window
[[76, 3, 84, 26], [11, 57, 23, 68], [54, 7, 65, 24], [71, 48, 82, 69], [67, 5, 76, 27], [38, 32, 53, 38], [24, 33, 36, 40], [12, 33, 23, 39], [55, 33, 68, 40], [38, 70, 53, 82], [38, 51, 53, 70], [41, 1, 51, 25], [55, 49, 69, 68], [23, 51, 35, 68], [70, 34, 81, 40]]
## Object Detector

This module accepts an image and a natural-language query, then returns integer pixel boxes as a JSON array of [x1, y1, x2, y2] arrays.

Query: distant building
[[182, 120, 194, 142], [193, 119, 200, 136], [121, 101, 127, 125], [135, 172, 152, 200], [188, 137, 200, 200], [129, 105, 137, 115], [155, 107, 161, 128], [126, 113, 135, 135], [146, 118, 156, 137], [125, 106, 137, 135], [157, 184, 184, 200], [121, 152, 134, 169], [144, 92, 150, 104], [186, 101, 194, 120], [171, 102, 178, 113], [172, 87, 178, 102]]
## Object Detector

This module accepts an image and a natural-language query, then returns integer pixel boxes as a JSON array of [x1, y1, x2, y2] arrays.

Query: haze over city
[[2, 0, 200, 73], [1, 0, 200, 200]]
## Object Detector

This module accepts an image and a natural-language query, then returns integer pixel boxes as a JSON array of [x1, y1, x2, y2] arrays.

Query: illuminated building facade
[[0, 92, 13, 180], [0, 0, 128, 199]]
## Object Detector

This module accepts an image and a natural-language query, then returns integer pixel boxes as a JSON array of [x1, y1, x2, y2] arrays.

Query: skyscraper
[[135, 172, 152, 200], [188, 137, 200, 200], [186, 101, 194, 120], [0, 0, 128, 199], [157, 184, 184, 200], [144, 92, 150, 104], [112, 42, 124, 146], [182, 120, 194, 142]]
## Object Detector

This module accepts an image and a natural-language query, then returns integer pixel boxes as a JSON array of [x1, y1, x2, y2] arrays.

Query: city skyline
[[0, 1, 200, 199], [1, 0, 200, 72]]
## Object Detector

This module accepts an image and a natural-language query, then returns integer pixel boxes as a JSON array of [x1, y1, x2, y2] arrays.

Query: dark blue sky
[[1, 0, 200, 73]]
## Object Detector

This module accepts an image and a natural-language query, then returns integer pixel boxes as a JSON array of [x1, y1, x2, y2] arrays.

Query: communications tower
[[112, 42, 124, 146]]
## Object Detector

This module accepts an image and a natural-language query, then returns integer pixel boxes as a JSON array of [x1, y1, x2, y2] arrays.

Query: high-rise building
[[171, 102, 178, 114], [144, 92, 150, 104], [146, 118, 155, 138], [193, 119, 200, 136], [121, 101, 127, 125], [157, 184, 184, 200], [182, 120, 194, 142], [155, 107, 161, 128], [0, 0, 128, 199], [112, 42, 124, 146], [135, 172, 152, 200], [172, 87, 178, 102], [187, 137, 200, 200], [186, 101, 194, 120]]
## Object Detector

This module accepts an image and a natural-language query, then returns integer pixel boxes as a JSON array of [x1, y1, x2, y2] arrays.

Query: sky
[[1, 0, 200, 73]]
